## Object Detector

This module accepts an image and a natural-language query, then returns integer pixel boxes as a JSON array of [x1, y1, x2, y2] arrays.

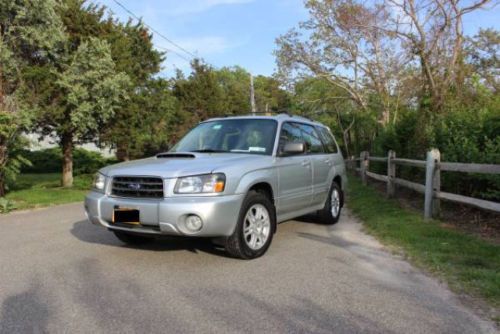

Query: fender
[[234, 167, 278, 198]]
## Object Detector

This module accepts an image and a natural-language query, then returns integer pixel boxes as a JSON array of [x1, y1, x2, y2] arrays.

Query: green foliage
[[174, 59, 225, 123], [97, 14, 165, 160], [0, 0, 66, 194], [20, 148, 116, 175], [216, 66, 251, 114], [49, 37, 130, 141], [253, 75, 290, 112], [348, 176, 500, 308], [0, 197, 16, 213], [101, 78, 184, 160]]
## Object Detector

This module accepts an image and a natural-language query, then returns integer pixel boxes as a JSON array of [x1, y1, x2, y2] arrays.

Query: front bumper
[[84, 191, 245, 237]]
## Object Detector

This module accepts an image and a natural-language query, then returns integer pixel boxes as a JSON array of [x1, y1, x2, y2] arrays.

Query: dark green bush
[[373, 108, 500, 201], [21, 148, 117, 175]]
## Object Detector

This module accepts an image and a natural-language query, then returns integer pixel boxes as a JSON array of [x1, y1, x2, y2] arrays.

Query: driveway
[[0, 203, 496, 333]]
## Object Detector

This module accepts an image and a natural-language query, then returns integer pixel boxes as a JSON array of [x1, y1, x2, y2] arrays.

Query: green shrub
[[20, 148, 117, 175], [373, 108, 500, 201], [0, 197, 16, 213]]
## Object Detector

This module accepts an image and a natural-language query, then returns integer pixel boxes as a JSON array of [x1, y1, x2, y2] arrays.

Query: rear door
[[275, 122, 313, 215], [317, 125, 342, 189]]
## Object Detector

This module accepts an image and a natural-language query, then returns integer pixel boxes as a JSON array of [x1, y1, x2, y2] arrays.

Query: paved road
[[0, 203, 496, 334]]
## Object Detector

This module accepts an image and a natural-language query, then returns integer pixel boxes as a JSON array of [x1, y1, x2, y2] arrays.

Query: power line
[[155, 45, 192, 63], [111, 0, 198, 59]]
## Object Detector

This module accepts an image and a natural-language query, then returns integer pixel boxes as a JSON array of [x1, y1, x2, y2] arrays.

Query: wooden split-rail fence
[[346, 149, 500, 219]]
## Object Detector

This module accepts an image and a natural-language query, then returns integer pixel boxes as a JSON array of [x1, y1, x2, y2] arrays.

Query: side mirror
[[282, 142, 305, 155]]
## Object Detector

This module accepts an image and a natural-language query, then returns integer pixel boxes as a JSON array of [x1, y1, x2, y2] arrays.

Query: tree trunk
[[116, 142, 130, 161], [61, 133, 73, 187], [0, 63, 5, 197], [0, 172, 5, 197]]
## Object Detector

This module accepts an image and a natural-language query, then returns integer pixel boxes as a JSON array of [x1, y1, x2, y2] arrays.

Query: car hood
[[99, 152, 269, 178]]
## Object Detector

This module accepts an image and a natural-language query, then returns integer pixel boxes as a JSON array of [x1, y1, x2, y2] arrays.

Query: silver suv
[[85, 114, 347, 259]]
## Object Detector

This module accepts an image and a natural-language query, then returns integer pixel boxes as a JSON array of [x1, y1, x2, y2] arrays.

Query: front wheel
[[318, 181, 343, 225], [225, 191, 276, 259]]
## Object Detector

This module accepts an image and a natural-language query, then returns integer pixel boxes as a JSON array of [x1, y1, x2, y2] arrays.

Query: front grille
[[111, 176, 164, 198]]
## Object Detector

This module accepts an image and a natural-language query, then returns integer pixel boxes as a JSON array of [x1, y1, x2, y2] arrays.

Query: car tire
[[318, 181, 343, 225], [113, 230, 152, 245], [225, 190, 276, 259]]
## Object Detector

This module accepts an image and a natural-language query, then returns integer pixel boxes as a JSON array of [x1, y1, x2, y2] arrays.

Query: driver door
[[275, 122, 313, 216]]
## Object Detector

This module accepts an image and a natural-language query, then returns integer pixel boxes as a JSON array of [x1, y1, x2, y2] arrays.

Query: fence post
[[360, 151, 369, 185], [348, 155, 354, 170], [432, 149, 441, 218], [424, 149, 440, 220], [387, 150, 396, 197]]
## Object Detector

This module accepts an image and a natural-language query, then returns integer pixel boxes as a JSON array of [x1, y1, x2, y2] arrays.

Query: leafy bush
[[373, 108, 500, 201], [432, 110, 500, 200], [20, 148, 117, 175], [0, 197, 16, 213]]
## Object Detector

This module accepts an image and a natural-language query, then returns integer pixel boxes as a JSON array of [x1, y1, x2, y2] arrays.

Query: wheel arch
[[332, 175, 344, 207], [248, 181, 277, 234]]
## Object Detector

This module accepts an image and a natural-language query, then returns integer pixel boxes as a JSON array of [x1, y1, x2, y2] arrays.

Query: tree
[[37, 37, 129, 186], [384, 0, 492, 112], [173, 59, 224, 126], [100, 20, 164, 161], [0, 0, 65, 195], [275, 0, 402, 126], [120, 78, 185, 158], [466, 28, 500, 93], [216, 66, 251, 115], [253, 75, 291, 113]]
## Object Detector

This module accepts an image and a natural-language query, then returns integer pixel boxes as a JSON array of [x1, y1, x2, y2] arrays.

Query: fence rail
[[347, 149, 500, 219]]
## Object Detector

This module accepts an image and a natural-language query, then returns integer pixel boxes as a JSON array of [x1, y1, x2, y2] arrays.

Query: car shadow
[[290, 213, 325, 225], [70, 220, 231, 258]]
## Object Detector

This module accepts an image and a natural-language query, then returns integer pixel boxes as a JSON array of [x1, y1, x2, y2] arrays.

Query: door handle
[[301, 160, 311, 167], [324, 159, 332, 165]]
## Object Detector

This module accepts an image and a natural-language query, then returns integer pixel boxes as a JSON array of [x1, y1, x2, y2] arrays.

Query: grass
[[4, 173, 92, 211], [347, 175, 500, 308]]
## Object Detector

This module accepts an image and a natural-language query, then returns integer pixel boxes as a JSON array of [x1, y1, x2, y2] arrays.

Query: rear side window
[[316, 126, 338, 154], [279, 122, 325, 154]]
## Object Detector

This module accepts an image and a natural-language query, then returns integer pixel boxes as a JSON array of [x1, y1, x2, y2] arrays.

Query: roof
[[204, 113, 325, 127]]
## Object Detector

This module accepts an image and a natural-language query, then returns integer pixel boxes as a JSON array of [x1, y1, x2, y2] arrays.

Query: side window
[[279, 122, 302, 153], [297, 123, 324, 154], [317, 126, 338, 154], [279, 122, 326, 154]]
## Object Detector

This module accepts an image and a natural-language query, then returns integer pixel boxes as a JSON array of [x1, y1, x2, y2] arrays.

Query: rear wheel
[[113, 230, 152, 245], [318, 181, 343, 225], [225, 191, 276, 259]]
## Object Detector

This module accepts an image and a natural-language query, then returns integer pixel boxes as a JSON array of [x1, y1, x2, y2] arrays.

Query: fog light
[[185, 215, 203, 232]]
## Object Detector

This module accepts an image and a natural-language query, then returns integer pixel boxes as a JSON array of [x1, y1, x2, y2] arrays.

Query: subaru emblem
[[128, 183, 141, 190]]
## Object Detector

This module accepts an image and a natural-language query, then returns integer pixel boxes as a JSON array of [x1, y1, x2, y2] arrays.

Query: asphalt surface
[[0, 203, 496, 334]]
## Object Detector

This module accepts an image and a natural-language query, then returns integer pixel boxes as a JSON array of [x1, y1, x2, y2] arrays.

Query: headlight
[[93, 173, 106, 192], [174, 173, 225, 194]]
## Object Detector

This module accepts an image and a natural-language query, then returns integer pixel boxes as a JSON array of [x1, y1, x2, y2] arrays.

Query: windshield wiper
[[190, 149, 228, 153]]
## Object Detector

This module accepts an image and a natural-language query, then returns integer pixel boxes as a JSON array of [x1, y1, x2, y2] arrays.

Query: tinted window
[[316, 126, 338, 153], [279, 122, 325, 154], [279, 122, 302, 152], [299, 123, 324, 153]]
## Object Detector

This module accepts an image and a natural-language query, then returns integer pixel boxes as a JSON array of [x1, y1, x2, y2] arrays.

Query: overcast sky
[[97, 0, 499, 77]]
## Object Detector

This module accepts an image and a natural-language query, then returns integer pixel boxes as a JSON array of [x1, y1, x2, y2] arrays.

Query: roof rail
[[212, 112, 316, 122]]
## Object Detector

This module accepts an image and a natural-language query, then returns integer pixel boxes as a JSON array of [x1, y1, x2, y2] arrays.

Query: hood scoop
[[156, 152, 196, 159]]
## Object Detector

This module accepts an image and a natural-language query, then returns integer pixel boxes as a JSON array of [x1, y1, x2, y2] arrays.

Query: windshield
[[170, 119, 278, 155]]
